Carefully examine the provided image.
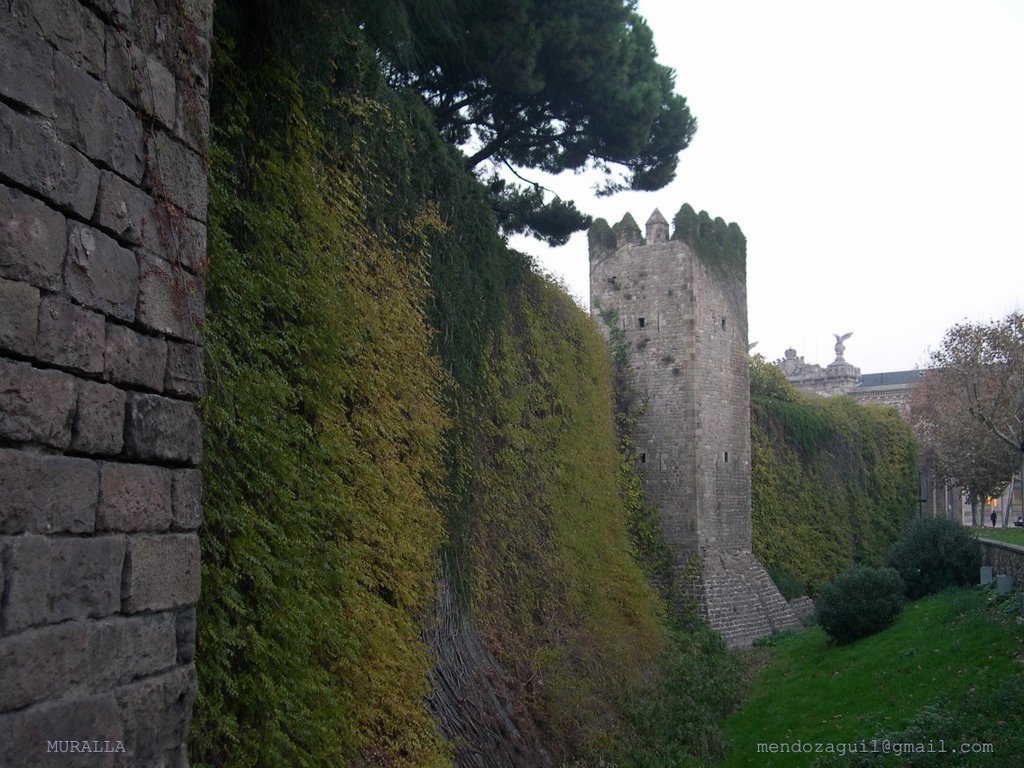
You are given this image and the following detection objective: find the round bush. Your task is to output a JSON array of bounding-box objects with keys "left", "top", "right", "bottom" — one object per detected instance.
[
  {"left": 816, "top": 565, "right": 905, "bottom": 645},
  {"left": 887, "top": 517, "right": 981, "bottom": 600}
]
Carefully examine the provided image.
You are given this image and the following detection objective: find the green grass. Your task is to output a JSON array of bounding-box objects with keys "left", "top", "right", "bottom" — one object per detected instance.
[
  {"left": 978, "top": 527, "right": 1024, "bottom": 547},
  {"left": 721, "top": 588, "right": 1024, "bottom": 768}
]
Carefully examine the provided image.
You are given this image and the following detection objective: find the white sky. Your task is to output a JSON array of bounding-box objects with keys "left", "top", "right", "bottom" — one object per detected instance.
[{"left": 509, "top": 0, "right": 1024, "bottom": 374}]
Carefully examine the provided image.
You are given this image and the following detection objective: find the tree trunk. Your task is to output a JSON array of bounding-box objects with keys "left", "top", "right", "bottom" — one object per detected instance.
[
  {"left": 970, "top": 492, "right": 979, "bottom": 527},
  {"left": 1001, "top": 471, "right": 1014, "bottom": 527}
]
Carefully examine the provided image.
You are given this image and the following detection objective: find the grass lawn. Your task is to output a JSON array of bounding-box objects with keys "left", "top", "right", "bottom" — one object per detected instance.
[
  {"left": 977, "top": 527, "right": 1024, "bottom": 547},
  {"left": 720, "top": 588, "right": 1024, "bottom": 768}
]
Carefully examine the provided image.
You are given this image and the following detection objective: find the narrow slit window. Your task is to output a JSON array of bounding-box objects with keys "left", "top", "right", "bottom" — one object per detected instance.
[
  {"left": 640, "top": 452, "right": 647, "bottom": 464},
  {"left": 638, "top": 317, "right": 646, "bottom": 329},
  {"left": 721, "top": 317, "right": 727, "bottom": 330},
  {"left": 724, "top": 451, "right": 729, "bottom": 463}
]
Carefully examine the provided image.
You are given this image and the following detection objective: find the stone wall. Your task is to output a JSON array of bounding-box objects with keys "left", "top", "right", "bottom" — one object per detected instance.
[
  {"left": 589, "top": 209, "right": 799, "bottom": 647},
  {"left": 0, "top": 0, "right": 211, "bottom": 764},
  {"left": 980, "top": 539, "right": 1024, "bottom": 591}
]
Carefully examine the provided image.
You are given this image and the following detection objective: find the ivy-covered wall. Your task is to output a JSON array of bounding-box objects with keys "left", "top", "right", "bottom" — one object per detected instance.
[
  {"left": 192, "top": 3, "right": 687, "bottom": 766},
  {"left": 190, "top": 2, "right": 919, "bottom": 765},
  {"left": 749, "top": 357, "right": 918, "bottom": 595}
]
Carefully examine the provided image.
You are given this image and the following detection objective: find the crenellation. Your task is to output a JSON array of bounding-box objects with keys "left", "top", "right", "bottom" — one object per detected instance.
[{"left": 590, "top": 206, "right": 798, "bottom": 647}]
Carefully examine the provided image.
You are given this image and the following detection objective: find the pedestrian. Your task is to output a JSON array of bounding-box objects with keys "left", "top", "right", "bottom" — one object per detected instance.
[{"left": 991, "top": 509, "right": 997, "bottom": 527}]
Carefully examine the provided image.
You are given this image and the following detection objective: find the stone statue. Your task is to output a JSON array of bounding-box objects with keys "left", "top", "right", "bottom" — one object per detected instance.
[{"left": 833, "top": 332, "right": 853, "bottom": 362}]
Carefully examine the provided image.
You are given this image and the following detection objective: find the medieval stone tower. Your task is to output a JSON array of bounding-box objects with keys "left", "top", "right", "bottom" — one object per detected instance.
[{"left": 589, "top": 206, "right": 799, "bottom": 647}]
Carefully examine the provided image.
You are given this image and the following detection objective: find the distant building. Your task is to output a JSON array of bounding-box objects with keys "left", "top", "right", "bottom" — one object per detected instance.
[
  {"left": 775, "top": 341, "right": 922, "bottom": 415},
  {"left": 775, "top": 345, "right": 1020, "bottom": 525}
]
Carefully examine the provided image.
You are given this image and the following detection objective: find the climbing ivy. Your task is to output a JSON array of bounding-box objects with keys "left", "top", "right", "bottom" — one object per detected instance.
[
  {"left": 192, "top": 15, "right": 449, "bottom": 766},
  {"left": 468, "top": 272, "right": 667, "bottom": 759},
  {"left": 749, "top": 356, "right": 918, "bottom": 594}
]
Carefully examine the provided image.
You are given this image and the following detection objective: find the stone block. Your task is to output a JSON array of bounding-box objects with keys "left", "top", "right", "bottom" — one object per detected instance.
[
  {"left": 105, "top": 323, "right": 167, "bottom": 391},
  {"left": 176, "top": 215, "right": 208, "bottom": 272},
  {"left": 170, "top": 469, "right": 202, "bottom": 531},
  {"left": 145, "top": 131, "right": 207, "bottom": 219},
  {"left": 164, "top": 340, "right": 202, "bottom": 397},
  {"left": 94, "top": 170, "right": 153, "bottom": 248},
  {"left": 93, "top": 0, "right": 132, "bottom": 24},
  {"left": 996, "top": 574, "right": 1013, "bottom": 594},
  {"left": 117, "top": 665, "right": 196, "bottom": 766},
  {"left": 65, "top": 223, "right": 139, "bottom": 322},
  {"left": 0, "top": 183, "right": 67, "bottom": 290},
  {"left": 86, "top": 614, "right": 178, "bottom": 691},
  {"left": 54, "top": 53, "right": 145, "bottom": 183},
  {"left": 0, "top": 620, "right": 90, "bottom": 710},
  {"left": 0, "top": 11, "right": 55, "bottom": 116},
  {"left": 0, "top": 101, "right": 100, "bottom": 218},
  {"left": 12, "top": 0, "right": 105, "bottom": 77},
  {"left": 980, "top": 565, "right": 993, "bottom": 585},
  {"left": 0, "top": 359, "right": 77, "bottom": 449},
  {"left": 36, "top": 295, "right": 105, "bottom": 374},
  {"left": 94, "top": 172, "right": 208, "bottom": 272},
  {"left": 0, "top": 276, "right": 39, "bottom": 356},
  {"left": 123, "top": 392, "right": 201, "bottom": 465},
  {"left": 0, "top": 449, "right": 98, "bottom": 534},
  {"left": 0, "top": 613, "right": 177, "bottom": 714},
  {"left": 175, "top": 607, "right": 196, "bottom": 663},
  {"left": 71, "top": 380, "right": 126, "bottom": 456},
  {"left": 2, "top": 534, "right": 125, "bottom": 631},
  {"left": 105, "top": 25, "right": 176, "bottom": 126},
  {"left": 0, "top": 694, "right": 123, "bottom": 768},
  {"left": 177, "top": 0, "right": 214, "bottom": 41},
  {"left": 136, "top": 253, "right": 204, "bottom": 342},
  {"left": 122, "top": 534, "right": 200, "bottom": 613},
  {"left": 98, "top": 463, "right": 173, "bottom": 532},
  {"left": 174, "top": 75, "right": 209, "bottom": 156}
]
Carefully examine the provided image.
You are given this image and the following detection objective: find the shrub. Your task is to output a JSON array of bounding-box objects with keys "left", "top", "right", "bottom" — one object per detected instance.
[
  {"left": 816, "top": 566, "right": 905, "bottom": 644},
  {"left": 887, "top": 517, "right": 981, "bottom": 600}
]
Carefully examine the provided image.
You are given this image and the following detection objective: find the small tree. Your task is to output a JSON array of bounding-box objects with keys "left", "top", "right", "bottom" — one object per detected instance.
[
  {"left": 816, "top": 566, "right": 905, "bottom": 645},
  {"left": 888, "top": 517, "right": 981, "bottom": 600},
  {"left": 911, "top": 369, "right": 1016, "bottom": 525},
  {"left": 925, "top": 312, "right": 1024, "bottom": 525}
]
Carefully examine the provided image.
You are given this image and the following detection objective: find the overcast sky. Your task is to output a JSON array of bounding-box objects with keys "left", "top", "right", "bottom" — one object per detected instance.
[{"left": 510, "top": 0, "right": 1024, "bottom": 374}]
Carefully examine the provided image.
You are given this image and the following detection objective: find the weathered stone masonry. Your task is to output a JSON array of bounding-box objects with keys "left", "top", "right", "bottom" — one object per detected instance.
[
  {"left": 590, "top": 209, "right": 799, "bottom": 648},
  {"left": 0, "top": 1, "right": 211, "bottom": 764}
]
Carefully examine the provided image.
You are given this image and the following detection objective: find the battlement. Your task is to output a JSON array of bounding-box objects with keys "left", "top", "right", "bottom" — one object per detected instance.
[{"left": 589, "top": 206, "right": 799, "bottom": 646}]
